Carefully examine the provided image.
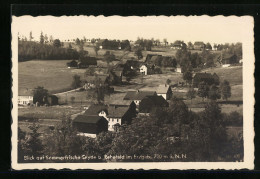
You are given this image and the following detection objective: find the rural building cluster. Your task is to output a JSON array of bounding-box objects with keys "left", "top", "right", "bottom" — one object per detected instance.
[{"left": 18, "top": 36, "right": 243, "bottom": 139}]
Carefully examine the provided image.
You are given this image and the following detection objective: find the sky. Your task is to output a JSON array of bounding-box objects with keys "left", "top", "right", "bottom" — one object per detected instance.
[{"left": 12, "top": 15, "right": 252, "bottom": 44}]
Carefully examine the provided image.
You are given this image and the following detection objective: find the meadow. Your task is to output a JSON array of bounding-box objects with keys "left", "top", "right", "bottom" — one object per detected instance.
[{"left": 18, "top": 60, "right": 86, "bottom": 94}]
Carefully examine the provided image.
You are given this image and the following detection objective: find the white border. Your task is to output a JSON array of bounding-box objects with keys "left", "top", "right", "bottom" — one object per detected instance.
[{"left": 11, "top": 15, "right": 255, "bottom": 170}]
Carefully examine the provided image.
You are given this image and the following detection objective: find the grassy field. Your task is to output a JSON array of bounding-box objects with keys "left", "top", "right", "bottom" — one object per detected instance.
[
  {"left": 19, "top": 60, "right": 86, "bottom": 94},
  {"left": 18, "top": 105, "right": 83, "bottom": 119}
]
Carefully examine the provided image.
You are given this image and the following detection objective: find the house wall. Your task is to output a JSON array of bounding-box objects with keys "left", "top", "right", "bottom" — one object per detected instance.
[
  {"left": 18, "top": 96, "right": 33, "bottom": 105},
  {"left": 107, "top": 118, "right": 121, "bottom": 131},
  {"left": 134, "top": 100, "right": 141, "bottom": 106},
  {"left": 140, "top": 66, "right": 147, "bottom": 75},
  {"left": 176, "top": 68, "right": 182, "bottom": 73}
]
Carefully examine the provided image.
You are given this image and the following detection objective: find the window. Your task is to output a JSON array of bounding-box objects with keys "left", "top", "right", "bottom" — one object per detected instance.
[
  {"left": 112, "top": 119, "right": 114, "bottom": 122},
  {"left": 117, "top": 119, "right": 119, "bottom": 122}
]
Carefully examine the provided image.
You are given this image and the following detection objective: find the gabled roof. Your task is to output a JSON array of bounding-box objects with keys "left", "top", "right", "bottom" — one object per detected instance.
[
  {"left": 74, "top": 115, "right": 106, "bottom": 124},
  {"left": 109, "top": 100, "right": 135, "bottom": 106},
  {"left": 155, "top": 84, "right": 171, "bottom": 94},
  {"left": 84, "top": 104, "right": 108, "bottom": 115},
  {"left": 107, "top": 106, "right": 130, "bottom": 118},
  {"left": 19, "top": 88, "right": 34, "bottom": 96},
  {"left": 194, "top": 73, "right": 215, "bottom": 79},
  {"left": 141, "top": 95, "right": 169, "bottom": 107},
  {"left": 79, "top": 57, "right": 97, "bottom": 66},
  {"left": 194, "top": 41, "right": 205, "bottom": 46},
  {"left": 123, "top": 90, "right": 157, "bottom": 100}
]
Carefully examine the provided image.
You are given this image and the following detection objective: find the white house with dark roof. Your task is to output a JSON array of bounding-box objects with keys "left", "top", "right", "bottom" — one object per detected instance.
[
  {"left": 18, "top": 88, "right": 34, "bottom": 105},
  {"left": 140, "top": 64, "right": 148, "bottom": 75}
]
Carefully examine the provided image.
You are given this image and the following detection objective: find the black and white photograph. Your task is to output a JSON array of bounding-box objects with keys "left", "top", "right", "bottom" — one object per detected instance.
[{"left": 11, "top": 15, "right": 254, "bottom": 170}]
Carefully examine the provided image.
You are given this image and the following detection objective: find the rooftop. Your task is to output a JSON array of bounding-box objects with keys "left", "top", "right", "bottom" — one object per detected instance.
[
  {"left": 123, "top": 90, "right": 157, "bottom": 100},
  {"left": 107, "top": 106, "right": 130, "bottom": 118},
  {"left": 84, "top": 104, "right": 108, "bottom": 115},
  {"left": 74, "top": 115, "right": 105, "bottom": 124}
]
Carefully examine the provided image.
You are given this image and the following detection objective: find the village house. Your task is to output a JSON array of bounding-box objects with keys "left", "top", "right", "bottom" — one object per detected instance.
[
  {"left": 170, "top": 41, "right": 186, "bottom": 50},
  {"left": 18, "top": 88, "right": 33, "bottom": 105},
  {"left": 154, "top": 84, "right": 172, "bottom": 100},
  {"left": 107, "top": 105, "right": 136, "bottom": 131},
  {"left": 73, "top": 115, "right": 108, "bottom": 137},
  {"left": 84, "top": 104, "right": 108, "bottom": 117},
  {"left": 193, "top": 72, "right": 220, "bottom": 88},
  {"left": 139, "top": 95, "right": 169, "bottom": 114},
  {"left": 145, "top": 54, "right": 157, "bottom": 63},
  {"left": 193, "top": 41, "right": 206, "bottom": 51},
  {"left": 221, "top": 54, "right": 239, "bottom": 67},
  {"left": 80, "top": 103, "right": 136, "bottom": 132},
  {"left": 78, "top": 57, "right": 98, "bottom": 68},
  {"left": 140, "top": 64, "right": 148, "bottom": 75},
  {"left": 84, "top": 74, "right": 109, "bottom": 89},
  {"left": 123, "top": 90, "right": 157, "bottom": 106}
]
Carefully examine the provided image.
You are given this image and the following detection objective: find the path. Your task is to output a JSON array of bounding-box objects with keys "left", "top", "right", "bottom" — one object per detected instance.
[{"left": 53, "top": 87, "right": 82, "bottom": 95}]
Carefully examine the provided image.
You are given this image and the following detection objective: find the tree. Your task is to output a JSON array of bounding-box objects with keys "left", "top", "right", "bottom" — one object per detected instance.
[
  {"left": 75, "top": 38, "right": 80, "bottom": 46},
  {"left": 201, "top": 101, "right": 227, "bottom": 160},
  {"left": 206, "top": 42, "right": 212, "bottom": 50},
  {"left": 71, "top": 75, "right": 81, "bottom": 89},
  {"left": 94, "top": 44, "right": 100, "bottom": 56},
  {"left": 134, "top": 47, "right": 143, "bottom": 60},
  {"left": 104, "top": 51, "right": 116, "bottom": 65},
  {"left": 29, "top": 31, "right": 34, "bottom": 41},
  {"left": 183, "top": 71, "right": 193, "bottom": 85},
  {"left": 70, "top": 96, "right": 75, "bottom": 104},
  {"left": 44, "top": 116, "right": 85, "bottom": 156},
  {"left": 26, "top": 122, "right": 44, "bottom": 156},
  {"left": 220, "top": 80, "right": 231, "bottom": 101},
  {"left": 44, "top": 34, "right": 48, "bottom": 43},
  {"left": 40, "top": 31, "right": 44, "bottom": 44},
  {"left": 163, "top": 38, "right": 168, "bottom": 46},
  {"left": 53, "top": 39, "right": 61, "bottom": 48},
  {"left": 166, "top": 79, "right": 171, "bottom": 85},
  {"left": 49, "top": 35, "right": 53, "bottom": 43},
  {"left": 188, "top": 42, "right": 193, "bottom": 50},
  {"left": 85, "top": 67, "right": 95, "bottom": 76},
  {"left": 197, "top": 82, "right": 209, "bottom": 101},
  {"left": 208, "top": 84, "right": 221, "bottom": 101},
  {"left": 33, "top": 86, "right": 48, "bottom": 104},
  {"left": 186, "top": 88, "right": 196, "bottom": 104}
]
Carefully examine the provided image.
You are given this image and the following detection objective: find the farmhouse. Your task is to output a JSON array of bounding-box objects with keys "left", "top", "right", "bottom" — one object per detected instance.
[
  {"left": 171, "top": 41, "right": 186, "bottom": 50},
  {"left": 67, "top": 60, "right": 78, "bottom": 68},
  {"left": 45, "top": 95, "right": 59, "bottom": 106},
  {"left": 123, "top": 90, "right": 157, "bottom": 106},
  {"left": 107, "top": 105, "right": 136, "bottom": 131},
  {"left": 84, "top": 74, "right": 109, "bottom": 89},
  {"left": 18, "top": 88, "right": 33, "bottom": 105},
  {"left": 73, "top": 115, "right": 108, "bottom": 136},
  {"left": 84, "top": 104, "right": 108, "bottom": 118},
  {"left": 140, "top": 64, "right": 148, "bottom": 75},
  {"left": 145, "top": 54, "right": 157, "bottom": 63},
  {"left": 139, "top": 95, "right": 169, "bottom": 114},
  {"left": 193, "top": 42, "right": 206, "bottom": 51},
  {"left": 221, "top": 54, "right": 239, "bottom": 67},
  {"left": 78, "top": 57, "right": 97, "bottom": 68},
  {"left": 193, "top": 72, "right": 220, "bottom": 87},
  {"left": 154, "top": 84, "right": 172, "bottom": 100}
]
